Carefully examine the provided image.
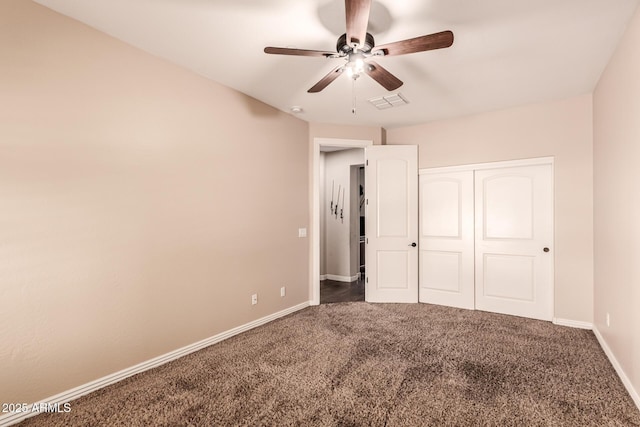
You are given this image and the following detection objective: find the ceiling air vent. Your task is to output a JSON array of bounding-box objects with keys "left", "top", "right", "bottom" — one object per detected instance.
[{"left": 368, "top": 93, "right": 409, "bottom": 110}]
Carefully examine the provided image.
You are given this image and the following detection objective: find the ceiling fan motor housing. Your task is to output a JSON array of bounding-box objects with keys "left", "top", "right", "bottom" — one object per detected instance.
[
  {"left": 263, "top": 0, "right": 454, "bottom": 93},
  {"left": 337, "top": 32, "right": 375, "bottom": 54}
]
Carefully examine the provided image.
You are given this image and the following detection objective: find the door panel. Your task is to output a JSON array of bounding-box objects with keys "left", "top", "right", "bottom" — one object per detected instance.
[
  {"left": 421, "top": 251, "right": 462, "bottom": 293},
  {"left": 419, "top": 171, "right": 474, "bottom": 309},
  {"left": 484, "top": 176, "right": 533, "bottom": 239},
  {"left": 475, "top": 164, "right": 553, "bottom": 321},
  {"left": 483, "top": 254, "right": 535, "bottom": 300},
  {"left": 365, "top": 146, "right": 418, "bottom": 303},
  {"left": 422, "top": 179, "right": 461, "bottom": 237},
  {"left": 377, "top": 251, "right": 409, "bottom": 289},
  {"left": 377, "top": 159, "right": 408, "bottom": 237}
]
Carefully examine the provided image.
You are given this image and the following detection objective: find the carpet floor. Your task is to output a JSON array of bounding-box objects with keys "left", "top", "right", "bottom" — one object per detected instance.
[{"left": 20, "top": 303, "right": 640, "bottom": 426}]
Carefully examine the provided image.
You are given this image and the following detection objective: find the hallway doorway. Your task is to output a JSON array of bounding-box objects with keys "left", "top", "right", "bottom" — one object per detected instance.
[{"left": 311, "top": 137, "right": 372, "bottom": 305}]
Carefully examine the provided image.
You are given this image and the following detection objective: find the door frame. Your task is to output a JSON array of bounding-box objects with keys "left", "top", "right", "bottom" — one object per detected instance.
[
  {"left": 310, "top": 138, "right": 373, "bottom": 305},
  {"left": 420, "top": 157, "right": 554, "bottom": 174}
]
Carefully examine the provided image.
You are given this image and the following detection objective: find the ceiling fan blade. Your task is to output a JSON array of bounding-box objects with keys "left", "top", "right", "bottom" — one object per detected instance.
[
  {"left": 364, "top": 61, "right": 403, "bottom": 91},
  {"left": 264, "top": 47, "right": 336, "bottom": 58},
  {"left": 345, "top": 0, "right": 371, "bottom": 49},
  {"left": 372, "top": 30, "right": 454, "bottom": 56},
  {"left": 308, "top": 65, "right": 344, "bottom": 93}
]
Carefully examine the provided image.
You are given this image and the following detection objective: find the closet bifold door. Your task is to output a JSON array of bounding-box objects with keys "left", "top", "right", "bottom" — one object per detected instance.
[
  {"left": 418, "top": 170, "right": 475, "bottom": 309},
  {"left": 474, "top": 164, "right": 553, "bottom": 321}
]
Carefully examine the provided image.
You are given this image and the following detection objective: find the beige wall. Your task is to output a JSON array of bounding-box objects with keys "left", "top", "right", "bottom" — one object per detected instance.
[
  {"left": 593, "top": 4, "right": 640, "bottom": 404},
  {"left": 0, "top": 0, "right": 309, "bottom": 404},
  {"left": 386, "top": 94, "right": 594, "bottom": 323}
]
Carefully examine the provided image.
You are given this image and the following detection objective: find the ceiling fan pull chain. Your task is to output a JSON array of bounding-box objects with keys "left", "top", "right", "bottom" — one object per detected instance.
[{"left": 352, "top": 77, "right": 357, "bottom": 114}]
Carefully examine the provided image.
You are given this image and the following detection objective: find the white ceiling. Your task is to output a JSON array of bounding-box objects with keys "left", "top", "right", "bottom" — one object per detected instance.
[{"left": 35, "top": 0, "right": 639, "bottom": 129}]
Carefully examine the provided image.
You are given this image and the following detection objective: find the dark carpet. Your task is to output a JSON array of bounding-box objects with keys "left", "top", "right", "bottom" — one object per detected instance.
[{"left": 21, "top": 303, "right": 640, "bottom": 426}]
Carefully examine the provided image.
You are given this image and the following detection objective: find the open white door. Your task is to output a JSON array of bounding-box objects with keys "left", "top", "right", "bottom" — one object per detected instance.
[
  {"left": 475, "top": 164, "right": 553, "bottom": 321},
  {"left": 365, "top": 145, "right": 418, "bottom": 303}
]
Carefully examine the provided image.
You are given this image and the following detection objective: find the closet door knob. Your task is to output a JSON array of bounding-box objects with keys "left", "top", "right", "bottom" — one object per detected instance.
[
  {"left": 409, "top": 242, "right": 417, "bottom": 247},
  {"left": 543, "top": 247, "right": 550, "bottom": 252}
]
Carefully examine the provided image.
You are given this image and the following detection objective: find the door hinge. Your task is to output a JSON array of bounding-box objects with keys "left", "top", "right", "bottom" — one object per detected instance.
[
  {"left": 366, "top": 277, "right": 368, "bottom": 283},
  {"left": 366, "top": 238, "right": 368, "bottom": 244},
  {"left": 366, "top": 159, "right": 368, "bottom": 166}
]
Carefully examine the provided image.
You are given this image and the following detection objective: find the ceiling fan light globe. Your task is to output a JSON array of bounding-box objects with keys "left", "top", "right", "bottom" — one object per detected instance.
[
  {"left": 345, "top": 57, "right": 364, "bottom": 79},
  {"left": 346, "top": 66, "right": 355, "bottom": 78}
]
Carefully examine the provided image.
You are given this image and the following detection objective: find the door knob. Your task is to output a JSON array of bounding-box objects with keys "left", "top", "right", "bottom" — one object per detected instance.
[
  {"left": 409, "top": 242, "right": 417, "bottom": 247},
  {"left": 543, "top": 247, "right": 550, "bottom": 252}
]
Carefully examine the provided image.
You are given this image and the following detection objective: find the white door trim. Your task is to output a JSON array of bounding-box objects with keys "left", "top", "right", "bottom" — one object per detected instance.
[
  {"left": 311, "top": 138, "right": 373, "bottom": 306},
  {"left": 419, "top": 157, "right": 554, "bottom": 175}
]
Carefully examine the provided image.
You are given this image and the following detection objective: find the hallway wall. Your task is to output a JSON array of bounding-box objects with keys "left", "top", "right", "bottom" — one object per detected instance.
[{"left": 321, "top": 149, "right": 364, "bottom": 281}]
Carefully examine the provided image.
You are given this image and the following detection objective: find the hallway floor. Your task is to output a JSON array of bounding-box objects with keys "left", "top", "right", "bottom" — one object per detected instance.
[{"left": 320, "top": 278, "right": 365, "bottom": 304}]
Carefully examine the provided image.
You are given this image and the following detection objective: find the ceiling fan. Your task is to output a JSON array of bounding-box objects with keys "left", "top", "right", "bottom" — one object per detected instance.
[{"left": 264, "top": 0, "right": 454, "bottom": 93}]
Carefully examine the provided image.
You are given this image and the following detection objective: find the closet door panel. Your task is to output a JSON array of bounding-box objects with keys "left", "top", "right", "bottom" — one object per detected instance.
[
  {"left": 419, "top": 170, "right": 474, "bottom": 309},
  {"left": 475, "top": 164, "right": 553, "bottom": 321}
]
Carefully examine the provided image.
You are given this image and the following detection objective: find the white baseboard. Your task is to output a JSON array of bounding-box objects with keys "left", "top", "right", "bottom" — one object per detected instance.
[
  {"left": 0, "top": 301, "right": 310, "bottom": 427},
  {"left": 552, "top": 318, "right": 593, "bottom": 330},
  {"left": 324, "top": 274, "right": 359, "bottom": 282},
  {"left": 592, "top": 326, "right": 640, "bottom": 412},
  {"left": 319, "top": 274, "right": 327, "bottom": 281},
  {"left": 546, "top": 318, "right": 640, "bottom": 411}
]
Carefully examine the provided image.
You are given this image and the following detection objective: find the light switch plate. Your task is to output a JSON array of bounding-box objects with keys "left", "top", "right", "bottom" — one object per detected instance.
[{"left": 298, "top": 228, "right": 307, "bottom": 238}]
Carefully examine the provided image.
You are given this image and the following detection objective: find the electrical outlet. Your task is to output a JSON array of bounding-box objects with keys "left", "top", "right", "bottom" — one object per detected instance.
[
  {"left": 251, "top": 294, "right": 258, "bottom": 305},
  {"left": 606, "top": 312, "right": 610, "bottom": 327},
  {"left": 280, "top": 286, "right": 286, "bottom": 297}
]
